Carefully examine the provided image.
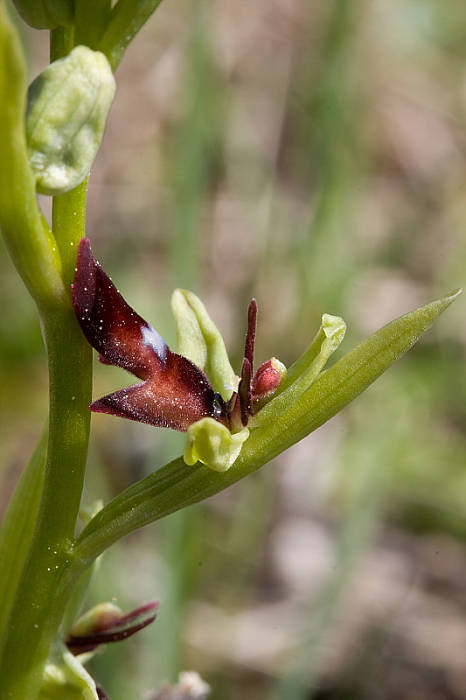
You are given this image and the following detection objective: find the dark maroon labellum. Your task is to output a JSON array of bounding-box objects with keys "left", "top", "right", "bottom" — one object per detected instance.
[{"left": 72, "top": 239, "right": 279, "bottom": 435}]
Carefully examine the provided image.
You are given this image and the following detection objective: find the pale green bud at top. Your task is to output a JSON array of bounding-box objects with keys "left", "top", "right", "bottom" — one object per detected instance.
[
  {"left": 26, "top": 46, "right": 115, "bottom": 195},
  {"left": 184, "top": 417, "right": 249, "bottom": 472},
  {"left": 13, "top": 0, "right": 74, "bottom": 30},
  {"left": 171, "top": 289, "right": 239, "bottom": 400}
]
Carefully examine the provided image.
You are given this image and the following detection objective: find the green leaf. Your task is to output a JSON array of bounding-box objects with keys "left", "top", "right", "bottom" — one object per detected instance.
[
  {"left": 253, "top": 289, "right": 462, "bottom": 459},
  {"left": 74, "top": 290, "right": 461, "bottom": 565},
  {"left": 0, "top": 425, "right": 47, "bottom": 642}
]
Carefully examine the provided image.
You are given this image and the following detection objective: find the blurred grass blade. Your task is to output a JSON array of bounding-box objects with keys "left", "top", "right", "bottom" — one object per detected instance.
[
  {"left": 74, "top": 291, "right": 461, "bottom": 565},
  {"left": 0, "top": 425, "right": 47, "bottom": 641}
]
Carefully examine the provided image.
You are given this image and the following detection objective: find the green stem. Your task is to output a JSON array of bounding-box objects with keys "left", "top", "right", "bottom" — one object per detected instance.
[
  {"left": 52, "top": 179, "right": 88, "bottom": 288},
  {"left": 0, "top": 304, "right": 92, "bottom": 699},
  {"left": 50, "top": 24, "right": 74, "bottom": 61},
  {"left": 0, "top": 27, "right": 93, "bottom": 696}
]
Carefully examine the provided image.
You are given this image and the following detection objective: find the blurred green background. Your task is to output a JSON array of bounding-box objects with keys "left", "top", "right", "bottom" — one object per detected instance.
[{"left": 1, "top": 0, "right": 466, "bottom": 698}]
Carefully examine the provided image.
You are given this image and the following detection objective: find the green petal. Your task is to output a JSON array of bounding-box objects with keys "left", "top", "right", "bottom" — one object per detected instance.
[
  {"left": 251, "top": 313, "right": 346, "bottom": 427},
  {"left": 171, "top": 289, "right": 238, "bottom": 400},
  {"left": 184, "top": 417, "right": 249, "bottom": 472}
]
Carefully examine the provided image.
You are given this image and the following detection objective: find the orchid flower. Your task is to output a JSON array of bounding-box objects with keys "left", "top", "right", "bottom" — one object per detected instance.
[{"left": 72, "top": 238, "right": 346, "bottom": 471}]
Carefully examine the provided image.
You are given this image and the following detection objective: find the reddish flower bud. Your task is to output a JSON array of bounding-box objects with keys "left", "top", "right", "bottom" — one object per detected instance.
[{"left": 252, "top": 357, "right": 286, "bottom": 402}]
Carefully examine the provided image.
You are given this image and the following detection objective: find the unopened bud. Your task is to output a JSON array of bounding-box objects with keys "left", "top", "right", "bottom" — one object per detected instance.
[
  {"left": 13, "top": 0, "right": 74, "bottom": 30},
  {"left": 69, "top": 602, "right": 122, "bottom": 639},
  {"left": 26, "top": 46, "right": 115, "bottom": 195},
  {"left": 67, "top": 601, "right": 158, "bottom": 655},
  {"left": 252, "top": 357, "right": 286, "bottom": 402}
]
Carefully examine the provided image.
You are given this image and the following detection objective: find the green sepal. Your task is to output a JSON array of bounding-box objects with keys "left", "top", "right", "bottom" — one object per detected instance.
[
  {"left": 26, "top": 45, "right": 115, "bottom": 195},
  {"left": 13, "top": 0, "right": 74, "bottom": 30},
  {"left": 251, "top": 313, "right": 346, "bottom": 427},
  {"left": 184, "top": 417, "right": 249, "bottom": 472},
  {"left": 171, "top": 289, "right": 238, "bottom": 400},
  {"left": 39, "top": 642, "right": 98, "bottom": 700},
  {"left": 0, "top": 425, "right": 47, "bottom": 642}
]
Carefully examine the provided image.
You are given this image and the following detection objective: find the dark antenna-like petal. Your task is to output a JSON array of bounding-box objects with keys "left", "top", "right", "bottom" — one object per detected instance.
[
  {"left": 244, "top": 298, "right": 257, "bottom": 370},
  {"left": 234, "top": 299, "right": 257, "bottom": 426},
  {"left": 238, "top": 357, "right": 252, "bottom": 426}
]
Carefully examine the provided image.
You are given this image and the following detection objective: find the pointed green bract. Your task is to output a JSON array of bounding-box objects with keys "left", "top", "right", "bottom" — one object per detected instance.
[
  {"left": 251, "top": 313, "right": 346, "bottom": 427},
  {"left": 184, "top": 417, "right": 249, "bottom": 472},
  {"left": 171, "top": 289, "right": 238, "bottom": 399}
]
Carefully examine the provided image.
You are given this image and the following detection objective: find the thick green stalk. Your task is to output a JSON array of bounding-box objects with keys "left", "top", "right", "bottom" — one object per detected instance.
[
  {"left": 0, "top": 221, "right": 92, "bottom": 700},
  {"left": 0, "top": 26, "right": 93, "bottom": 699},
  {"left": 0, "top": 305, "right": 91, "bottom": 698},
  {"left": 52, "top": 180, "right": 88, "bottom": 288}
]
